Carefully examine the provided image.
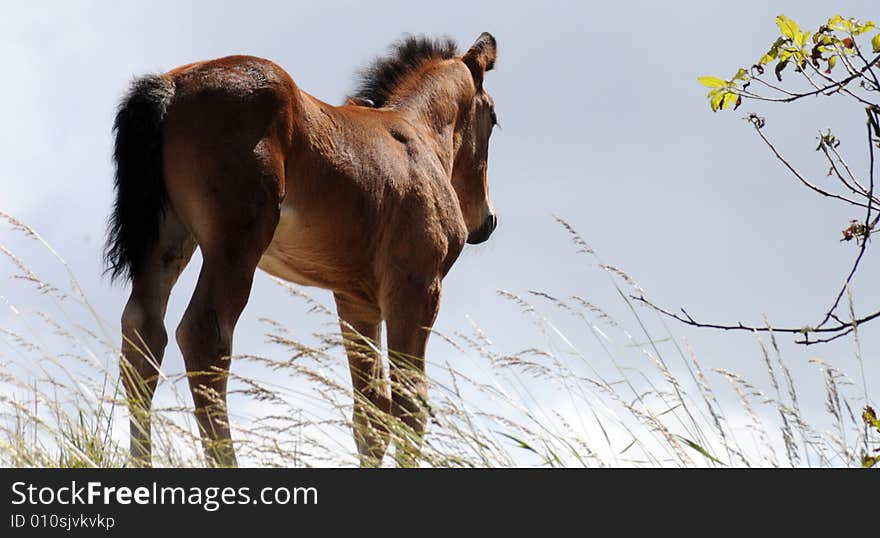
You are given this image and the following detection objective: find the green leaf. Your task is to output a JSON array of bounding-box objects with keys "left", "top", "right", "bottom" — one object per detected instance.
[
  {"left": 760, "top": 37, "right": 786, "bottom": 65},
  {"left": 873, "top": 32, "right": 880, "bottom": 53},
  {"left": 826, "top": 54, "right": 837, "bottom": 73},
  {"left": 497, "top": 432, "right": 540, "bottom": 454},
  {"left": 677, "top": 435, "right": 724, "bottom": 465},
  {"left": 721, "top": 92, "right": 738, "bottom": 110},
  {"left": 709, "top": 91, "right": 725, "bottom": 112},
  {"left": 798, "top": 32, "right": 811, "bottom": 49},
  {"left": 698, "top": 76, "right": 726, "bottom": 88},
  {"left": 731, "top": 68, "right": 749, "bottom": 81},
  {"left": 863, "top": 455, "right": 878, "bottom": 468},
  {"left": 854, "top": 20, "right": 875, "bottom": 35},
  {"left": 776, "top": 14, "right": 802, "bottom": 43},
  {"left": 865, "top": 406, "right": 880, "bottom": 430},
  {"left": 827, "top": 15, "right": 847, "bottom": 32},
  {"left": 816, "top": 34, "right": 834, "bottom": 47}
]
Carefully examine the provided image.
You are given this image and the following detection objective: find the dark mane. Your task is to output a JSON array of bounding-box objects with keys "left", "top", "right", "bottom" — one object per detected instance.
[{"left": 348, "top": 35, "right": 459, "bottom": 108}]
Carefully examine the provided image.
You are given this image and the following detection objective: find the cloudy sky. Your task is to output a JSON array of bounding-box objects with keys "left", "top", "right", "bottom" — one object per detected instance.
[{"left": 1, "top": 0, "right": 877, "bottom": 465}]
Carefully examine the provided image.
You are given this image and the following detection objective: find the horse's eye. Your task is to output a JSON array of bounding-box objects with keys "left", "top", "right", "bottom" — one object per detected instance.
[{"left": 489, "top": 109, "right": 498, "bottom": 128}]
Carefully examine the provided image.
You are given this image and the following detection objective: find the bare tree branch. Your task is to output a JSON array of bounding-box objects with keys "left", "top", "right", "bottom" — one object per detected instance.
[
  {"left": 659, "top": 50, "right": 880, "bottom": 344},
  {"left": 631, "top": 294, "right": 880, "bottom": 346},
  {"left": 752, "top": 122, "right": 870, "bottom": 209},
  {"left": 738, "top": 54, "right": 880, "bottom": 104}
]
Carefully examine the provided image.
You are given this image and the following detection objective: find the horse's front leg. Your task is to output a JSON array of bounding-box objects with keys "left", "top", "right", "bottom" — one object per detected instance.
[
  {"left": 383, "top": 278, "right": 441, "bottom": 467},
  {"left": 334, "top": 294, "right": 391, "bottom": 467}
]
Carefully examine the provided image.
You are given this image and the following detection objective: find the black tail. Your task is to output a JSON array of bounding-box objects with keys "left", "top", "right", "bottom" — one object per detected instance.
[{"left": 104, "top": 75, "right": 175, "bottom": 282}]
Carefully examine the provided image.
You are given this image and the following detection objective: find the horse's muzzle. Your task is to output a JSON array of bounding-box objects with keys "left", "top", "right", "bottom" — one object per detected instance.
[{"left": 466, "top": 213, "right": 497, "bottom": 245}]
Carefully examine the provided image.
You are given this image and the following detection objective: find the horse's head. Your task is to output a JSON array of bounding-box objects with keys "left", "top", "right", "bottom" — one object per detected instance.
[
  {"left": 453, "top": 32, "right": 498, "bottom": 245},
  {"left": 347, "top": 33, "right": 500, "bottom": 244}
]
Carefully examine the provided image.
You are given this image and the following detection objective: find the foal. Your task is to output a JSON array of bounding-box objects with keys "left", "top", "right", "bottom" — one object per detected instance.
[{"left": 107, "top": 33, "right": 499, "bottom": 467}]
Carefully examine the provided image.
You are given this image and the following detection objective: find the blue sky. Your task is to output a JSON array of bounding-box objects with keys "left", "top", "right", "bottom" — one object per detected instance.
[{"left": 1, "top": 0, "right": 877, "bottom": 465}]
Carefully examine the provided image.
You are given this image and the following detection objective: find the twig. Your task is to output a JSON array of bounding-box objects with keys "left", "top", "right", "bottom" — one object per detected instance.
[
  {"left": 853, "top": 43, "right": 880, "bottom": 91},
  {"left": 749, "top": 76, "right": 798, "bottom": 97},
  {"left": 631, "top": 294, "right": 880, "bottom": 345},
  {"left": 779, "top": 54, "right": 880, "bottom": 103},
  {"left": 796, "top": 328, "right": 853, "bottom": 345},
  {"left": 802, "top": 55, "right": 878, "bottom": 108},
  {"left": 752, "top": 124, "right": 869, "bottom": 209},
  {"left": 826, "top": 143, "right": 874, "bottom": 200}
]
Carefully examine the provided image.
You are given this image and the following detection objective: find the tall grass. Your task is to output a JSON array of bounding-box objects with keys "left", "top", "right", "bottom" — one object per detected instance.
[{"left": 0, "top": 209, "right": 875, "bottom": 467}]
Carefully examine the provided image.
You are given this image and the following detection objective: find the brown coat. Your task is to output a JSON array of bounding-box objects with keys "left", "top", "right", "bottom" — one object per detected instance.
[{"left": 107, "top": 33, "right": 499, "bottom": 467}]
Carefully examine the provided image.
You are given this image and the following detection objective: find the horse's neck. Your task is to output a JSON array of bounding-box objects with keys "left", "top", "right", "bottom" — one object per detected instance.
[
  {"left": 389, "top": 81, "right": 463, "bottom": 176},
  {"left": 297, "top": 91, "right": 456, "bottom": 178}
]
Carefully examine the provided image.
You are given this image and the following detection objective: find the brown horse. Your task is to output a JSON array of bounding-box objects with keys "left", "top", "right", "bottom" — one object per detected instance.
[{"left": 105, "top": 33, "right": 499, "bottom": 467}]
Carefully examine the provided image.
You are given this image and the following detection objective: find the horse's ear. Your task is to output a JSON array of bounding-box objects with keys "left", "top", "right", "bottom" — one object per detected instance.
[{"left": 462, "top": 32, "right": 497, "bottom": 87}]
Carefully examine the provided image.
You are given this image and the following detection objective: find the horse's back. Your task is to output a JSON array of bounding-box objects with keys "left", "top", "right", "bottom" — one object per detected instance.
[{"left": 167, "top": 55, "right": 296, "bottom": 99}]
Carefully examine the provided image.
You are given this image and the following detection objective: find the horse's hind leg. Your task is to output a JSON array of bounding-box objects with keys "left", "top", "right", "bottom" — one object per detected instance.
[
  {"left": 172, "top": 169, "right": 280, "bottom": 467},
  {"left": 335, "top": 294, "right": 392, "bottom": 467},
  {"left": 121, "top": 209, "right": 195, "bottom": 466},
  {"left": 176, "top": 229, "right": 276, "bottom": 467}
]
